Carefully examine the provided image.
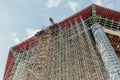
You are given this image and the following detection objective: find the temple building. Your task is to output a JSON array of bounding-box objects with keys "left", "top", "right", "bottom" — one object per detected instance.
[{"left": 3, "top": 4, "right": 120, "bottom": 80}]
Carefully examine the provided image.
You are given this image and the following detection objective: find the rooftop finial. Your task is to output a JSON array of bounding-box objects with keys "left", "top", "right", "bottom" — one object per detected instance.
[{"left": 49, "top": 17, "right": 55, "bottom": 25}]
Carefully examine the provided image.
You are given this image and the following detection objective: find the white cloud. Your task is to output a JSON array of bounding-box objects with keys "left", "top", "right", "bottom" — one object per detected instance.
[
  {"left": 66, "top": 1, "right": 79, "bottom": 12},
  {"left": 46, "top": 0, "right": 62, "bottom": 8},
  {"left": 0, "top": 36, "right": 11, "bottom": 47},
  {"left": 11, "top": 33, "right": 21, "bottom": 44},
  {"left": 105, "top": 2, "right": 114, "bottom": 9},
  {"left": 11, "top": 29, "right": 41, "bottom": 44},
  {"left": 91, "top": 0, "right": 114, "bottom": 9},
  {"left": 26, "top": 28, "right": 40, "bottom": 38}
]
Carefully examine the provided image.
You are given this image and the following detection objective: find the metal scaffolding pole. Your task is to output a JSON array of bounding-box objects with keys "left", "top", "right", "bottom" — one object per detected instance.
[{"left": 91, "top": 23, "right": 120, "bottom": 80}]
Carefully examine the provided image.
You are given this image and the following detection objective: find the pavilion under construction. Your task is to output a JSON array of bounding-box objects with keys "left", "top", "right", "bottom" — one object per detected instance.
[{"left": 3, "top": 4, "right": 120, "bottom": 80}]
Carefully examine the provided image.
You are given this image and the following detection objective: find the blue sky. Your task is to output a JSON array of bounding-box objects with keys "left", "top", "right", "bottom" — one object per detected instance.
[{"left": 0, "top": 0, "right": 120, "bottom": 79}]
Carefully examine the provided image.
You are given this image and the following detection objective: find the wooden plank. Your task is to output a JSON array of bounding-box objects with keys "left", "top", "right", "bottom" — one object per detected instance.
[{"left": 103, "top": 27, "right": 120, "bottom": 37}]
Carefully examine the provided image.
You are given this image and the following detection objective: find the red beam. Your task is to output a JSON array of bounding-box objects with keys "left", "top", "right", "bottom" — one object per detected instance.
[
  {"left": 96, "top": 5, "right": 120, "bottom": 21},
  {"left": 59, "top": 5, "right": 92, "bottom": 28},
  {"left": 12, "top": 37, "right": 38, "bottom": 53},
  {"left": 3, "top": 52, "right": 14, "bottom": 80}
]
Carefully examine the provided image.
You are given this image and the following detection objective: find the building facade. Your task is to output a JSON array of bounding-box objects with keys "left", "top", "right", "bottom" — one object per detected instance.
[{"left": 3, "top": 4, "right": 120, "bottom": 80}]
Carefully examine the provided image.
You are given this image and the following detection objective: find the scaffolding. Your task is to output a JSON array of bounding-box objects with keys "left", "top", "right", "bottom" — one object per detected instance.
[
  {"left": 9, "top": 17, "right": 109, "bottom": 80},
  {"left": 4, "top": 4, "right": 120, "bottom": 80},
  {"left": 12, "top": 29, "right": 51, "bottom": 80}
]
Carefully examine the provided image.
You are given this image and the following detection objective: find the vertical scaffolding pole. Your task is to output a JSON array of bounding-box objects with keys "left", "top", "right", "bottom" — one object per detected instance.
[{"left": 91, "top": 23, "right": 120, "bottom": 80}]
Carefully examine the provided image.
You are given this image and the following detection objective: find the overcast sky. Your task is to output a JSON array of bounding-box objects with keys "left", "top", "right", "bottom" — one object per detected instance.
[{"left": 1, "top": 0, "right": 120, "bottom": 79}]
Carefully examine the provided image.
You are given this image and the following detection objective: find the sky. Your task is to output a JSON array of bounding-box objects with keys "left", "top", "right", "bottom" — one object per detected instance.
[{"left": 0, "top": 0, "right": 120, "bottom": 79}]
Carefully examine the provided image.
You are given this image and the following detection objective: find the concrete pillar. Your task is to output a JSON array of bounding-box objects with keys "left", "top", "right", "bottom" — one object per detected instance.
[{"left": 91, "top": 23, "right": 120, "bottom": 80}]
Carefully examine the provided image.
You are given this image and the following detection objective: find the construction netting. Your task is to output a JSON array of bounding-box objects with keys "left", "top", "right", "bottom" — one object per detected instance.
[{"left": 11, "top": 20, "right": 109, "bottom": 80}]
